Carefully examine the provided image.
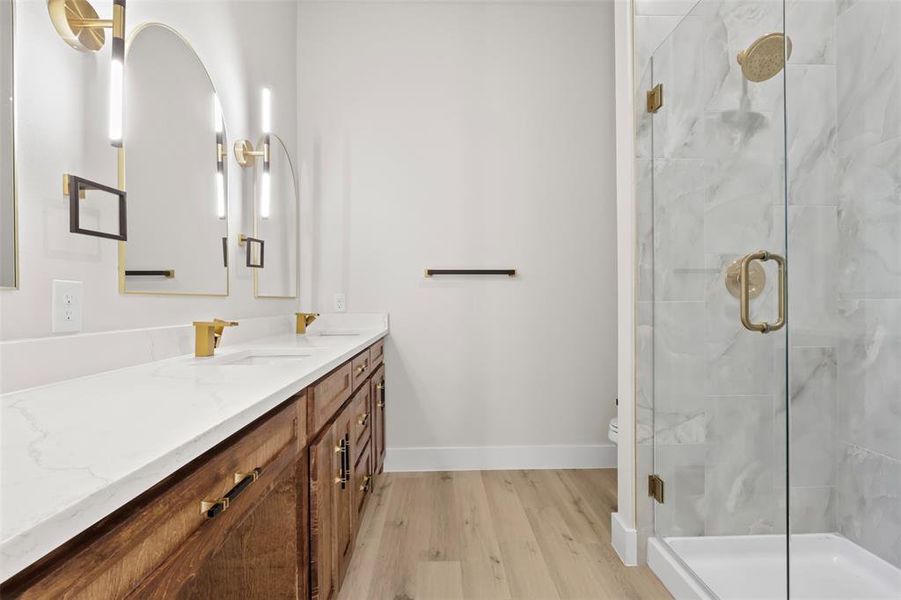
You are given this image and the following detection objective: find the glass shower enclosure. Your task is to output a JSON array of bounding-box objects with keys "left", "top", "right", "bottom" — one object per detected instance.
[{"left": 637, "top": 0, "right": 901, "bottom": 597}]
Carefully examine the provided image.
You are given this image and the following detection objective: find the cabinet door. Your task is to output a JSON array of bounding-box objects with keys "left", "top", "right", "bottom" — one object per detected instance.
[
  {"left": 309, "top": 422, "right": 338, "bottom": 600},
  {"left": 372, "top": 366, "right": 386, "bottom": 475},
  {"left": 332, "top": 408, "right": 355, "bottom": 588}
]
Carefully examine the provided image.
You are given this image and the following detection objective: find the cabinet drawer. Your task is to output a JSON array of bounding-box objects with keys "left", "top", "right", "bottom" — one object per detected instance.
[
  {"left": 350, "top": 385, "right": 372, "bottom": 458},
  {"left": 351, "top": 350, "right": 371, "bottom": 391},
  {"left": 309, "top": 362, "right": 353, "bottom": 436},
  {"left": 10, "top": 400, "right": 300, "bottom": 599},
  {"left": 369, "top": 339, "right": 385, "bottom": 370}
]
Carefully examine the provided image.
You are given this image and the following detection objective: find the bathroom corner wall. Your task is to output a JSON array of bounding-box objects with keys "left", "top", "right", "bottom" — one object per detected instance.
[
  {"left": 832, "top": 0, "right": 901, "bottom": 569},
  {"left": 0, "top": 0, "right": 301, "bottom": 342}
]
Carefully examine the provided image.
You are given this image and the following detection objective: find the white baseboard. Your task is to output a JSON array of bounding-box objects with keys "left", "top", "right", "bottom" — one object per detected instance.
[
  {"left": 385, "top": 444, "right": 616, "bottom": 472},
  {"left": 611, "top": 512, "right": 638, "bottom": 566},
  {"left": 647, "top": 538, "right": 712, "bottom": 600}
]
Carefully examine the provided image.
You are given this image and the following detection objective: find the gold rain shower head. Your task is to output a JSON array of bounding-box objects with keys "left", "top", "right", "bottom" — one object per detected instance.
[{"left": 737, "top": 33, "right": 792, "bottom": 82}]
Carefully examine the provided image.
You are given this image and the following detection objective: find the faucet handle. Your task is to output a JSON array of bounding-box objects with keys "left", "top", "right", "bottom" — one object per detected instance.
[{"left": 213, "top": 319, "right": 239, "bottom": 328}]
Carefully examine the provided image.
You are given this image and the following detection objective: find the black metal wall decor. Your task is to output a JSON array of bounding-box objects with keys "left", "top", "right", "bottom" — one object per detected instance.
[{"left": 66, "top": 174, "right": 127, "bottom": 241}]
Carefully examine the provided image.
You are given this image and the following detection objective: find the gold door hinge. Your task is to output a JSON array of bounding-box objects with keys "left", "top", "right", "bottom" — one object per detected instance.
[
  {"left": 647, "top": 84, "right": 663, "bottom": 113},
  {"left": 648, "top": 474, "right": 665, "bottom": 504}
]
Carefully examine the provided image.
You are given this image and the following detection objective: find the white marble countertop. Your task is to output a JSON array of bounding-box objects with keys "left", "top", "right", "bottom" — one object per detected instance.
[{"left": 0, "top": 318, "right": 388, "bottom": 582}]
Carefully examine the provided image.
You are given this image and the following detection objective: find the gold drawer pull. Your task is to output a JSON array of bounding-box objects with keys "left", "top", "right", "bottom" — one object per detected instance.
[
  {"left": 359, "top": 474, "right": 372, "bottom": 493},
  {"left": 355, "top": 364, "right": 367, "bottom": 376},
  {"left": 358, "top": 412, "right": 369, "bottom": 427},
  {"left": 201, "top": 466, "right": 262, "bottom": 519}
]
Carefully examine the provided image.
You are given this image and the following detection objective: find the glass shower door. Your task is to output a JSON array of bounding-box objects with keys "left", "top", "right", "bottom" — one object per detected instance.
[{"left": 642, "top": 0, "right": 790, "bottom": 597}]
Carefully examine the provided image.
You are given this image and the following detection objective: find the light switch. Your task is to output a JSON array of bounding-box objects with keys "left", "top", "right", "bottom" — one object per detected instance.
[{"left": 52, "top": 280, "right": 83, "bottom": 333}]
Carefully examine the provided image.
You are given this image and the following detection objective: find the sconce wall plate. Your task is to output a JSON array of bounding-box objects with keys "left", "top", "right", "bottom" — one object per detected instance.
[
  {"left": 65, "top": 174, "right": 127, "bottom": 241},
  {"left": 234, "top": 138, "right": 269, "bottom": 168},
  {"left": 48, "top": 0, "right": 106, "bottom": 51}
]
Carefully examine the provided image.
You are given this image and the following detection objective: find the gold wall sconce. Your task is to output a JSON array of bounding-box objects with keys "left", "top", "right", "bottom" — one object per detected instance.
[
  {"left": 48, "top": 0, "right": 126, "bottom": 147},
  {"left": 234, "top": 88, "right": 272, "bottom": 218}
]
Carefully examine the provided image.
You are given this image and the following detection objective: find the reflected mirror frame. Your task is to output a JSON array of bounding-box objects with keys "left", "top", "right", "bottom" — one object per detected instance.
[
  {"left": 116, "top": 22, "right": 229, "bottom": 297},
  {"left": 67, "top": 174, "right": 127, "bottom": 241},
  {"left": 252, "top": 133, "right": 298, "bottom": 299},
  {"left": 1, "top": 0, "right": 18, "bottom": 289}
]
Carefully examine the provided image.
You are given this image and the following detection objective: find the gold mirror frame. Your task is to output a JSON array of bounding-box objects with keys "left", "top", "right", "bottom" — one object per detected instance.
[
  {"left": 117, "top": 23, "right": 229, "bottom": 297},
  {"left": 252, "top": 133, "right": 298, "bottom": 299},
  {"left": 1, "top": 0, "right": 18, "bottom": 290}
]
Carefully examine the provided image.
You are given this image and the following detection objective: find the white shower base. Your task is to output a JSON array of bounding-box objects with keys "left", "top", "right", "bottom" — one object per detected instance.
[{"left": 648, "top": 533, "right": 901, "bottom": 600}]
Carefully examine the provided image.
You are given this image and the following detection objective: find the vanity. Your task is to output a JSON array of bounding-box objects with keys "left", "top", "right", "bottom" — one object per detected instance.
[{"left": 0, "top": 326, "right": 388, "bottom": 599}]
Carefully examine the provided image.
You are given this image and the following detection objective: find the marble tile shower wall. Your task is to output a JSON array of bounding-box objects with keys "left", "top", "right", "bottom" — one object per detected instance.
[{"left": 832, "top": 0, "right": 901, "bottom": 568}]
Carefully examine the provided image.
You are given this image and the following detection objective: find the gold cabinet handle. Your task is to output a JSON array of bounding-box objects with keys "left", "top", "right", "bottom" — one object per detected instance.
[
  {"left": 334, "top": 437, "right": 350, "bottom": 486},
  {"left": 200, "top": 466, "right": 261, "bottom": 519},
  {"left": 359, "top": 474, "right": 372, "bottom": 493},
  {"left": 358, "top": 412, "right": 369, "bottom": 427},
  {"left": 355, "top": 364, "right": 367, "bottom": 376},
  {"left": 739, "top": 250, "right": 786, "bottom": 333},
  {"left": 376, "top": 380, "right": 385, "bottom": 408}
]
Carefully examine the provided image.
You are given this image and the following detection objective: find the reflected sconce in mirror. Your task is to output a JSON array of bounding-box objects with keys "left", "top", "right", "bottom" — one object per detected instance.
[
  {"left": 214, "top": 94, "right": 226, "bottom": 219},
  {"left": 238, "top": 234, "right": 264, "bottom": 269},
  {"left": 234, "top": 88, "right": 271, "bottom": 218},
  {"left": 64, "top": 174, "right": 127, "bottom": 241},
  {"left": 48, "top": 0, "right": 126, "bottom": 147}
]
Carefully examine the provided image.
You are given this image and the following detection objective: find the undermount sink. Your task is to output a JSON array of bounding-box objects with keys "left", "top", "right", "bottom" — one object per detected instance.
[{"left": 196, "top": 349, "right": 314, "bottom": 366}]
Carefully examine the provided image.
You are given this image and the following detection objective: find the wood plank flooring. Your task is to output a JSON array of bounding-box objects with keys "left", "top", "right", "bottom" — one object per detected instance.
[{"left": 338, "top": 469, "right": 672, "bottom": 600}]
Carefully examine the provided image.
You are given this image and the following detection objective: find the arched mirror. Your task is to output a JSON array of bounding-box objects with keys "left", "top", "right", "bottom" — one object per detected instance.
[
  {"left": 253, "top": 135, "right": 298, "bottom": 298},
  {"left": 119, "top": 24, "right": 228, "bottom": 295}
]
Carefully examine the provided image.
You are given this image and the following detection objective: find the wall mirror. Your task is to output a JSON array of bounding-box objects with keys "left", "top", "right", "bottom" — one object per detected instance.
[
  {"left": 253, "top": 135, "right": 298, "bottom": 298},
  {"left": 1, "top": 0, "right": 17, "bottom": 289},
  {"left": 119, "top": 24, "right": 228, "bottom": 296}
]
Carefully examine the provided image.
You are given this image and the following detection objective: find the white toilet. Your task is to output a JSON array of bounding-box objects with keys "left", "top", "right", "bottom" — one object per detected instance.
[{"left": 608, "top": 417, "right": 618, "bottom": 445}]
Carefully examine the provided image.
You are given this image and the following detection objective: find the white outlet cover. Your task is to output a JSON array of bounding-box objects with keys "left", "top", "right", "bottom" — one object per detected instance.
[
  {"left": 52, "top": 280, "right": 83, "bottom": 333},
  {"left": 334, "top": 292, "right": 346, "bottom": 313}
]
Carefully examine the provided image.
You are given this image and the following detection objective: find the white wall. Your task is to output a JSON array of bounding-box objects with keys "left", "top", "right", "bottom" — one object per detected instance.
[
  {"left": 0, "top": 0, "right": 302, "bottom": 341},
  {"left": 298, "top": 1, "right": 618, "bottom": 469}
]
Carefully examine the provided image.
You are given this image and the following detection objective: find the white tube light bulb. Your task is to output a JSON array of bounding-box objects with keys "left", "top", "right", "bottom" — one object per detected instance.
[
  {"left": 216, "top": 171, "right": 226, "bottom": 219},
  {"left": 213, "top": 94, "right": 223, "bottom": 133},
  {"left": 109, "top": 58, "right": 124, "bottom": 145},
  {"left": 260, "top": 171, "right": 271, "bottom": 220},
  {"left": 261, "top": 87, "right": 271, "bottom": 134}
]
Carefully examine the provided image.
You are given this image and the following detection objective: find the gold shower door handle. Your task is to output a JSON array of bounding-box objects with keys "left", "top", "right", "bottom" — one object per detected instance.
[{"left": 739, "top": 250, "right": 785, "bottom": 333}]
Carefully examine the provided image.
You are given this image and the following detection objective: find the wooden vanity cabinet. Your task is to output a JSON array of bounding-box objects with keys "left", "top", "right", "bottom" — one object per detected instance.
[{"left": 1, "top": 339, "right": 385, "bottom": 600}]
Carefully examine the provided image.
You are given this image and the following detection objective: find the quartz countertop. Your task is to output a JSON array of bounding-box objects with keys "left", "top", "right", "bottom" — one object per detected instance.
[{"left": 0, "top": 319, "right": 388, "bottom": 582}]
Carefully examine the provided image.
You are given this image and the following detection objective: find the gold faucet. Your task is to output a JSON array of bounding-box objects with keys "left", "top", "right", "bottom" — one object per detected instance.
[
  {"left": 193, "top": 319, "right": 239, "bottom": 357},
  {"left": 295, "top": 312, "right": 319, "bottom": 334}
]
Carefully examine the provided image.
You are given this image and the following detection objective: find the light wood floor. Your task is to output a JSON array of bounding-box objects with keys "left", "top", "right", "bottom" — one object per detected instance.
[{"left": 338, "top": 469, "right": 672, "bottom": 600}]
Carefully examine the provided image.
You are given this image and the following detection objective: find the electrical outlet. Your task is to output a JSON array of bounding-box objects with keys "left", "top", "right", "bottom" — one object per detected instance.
[
  {"left": 334, "top": 292, "right": 346, "bottom": 313},
  {"left": 52, "top": 280, "right": 83, "bottom": 333}
]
